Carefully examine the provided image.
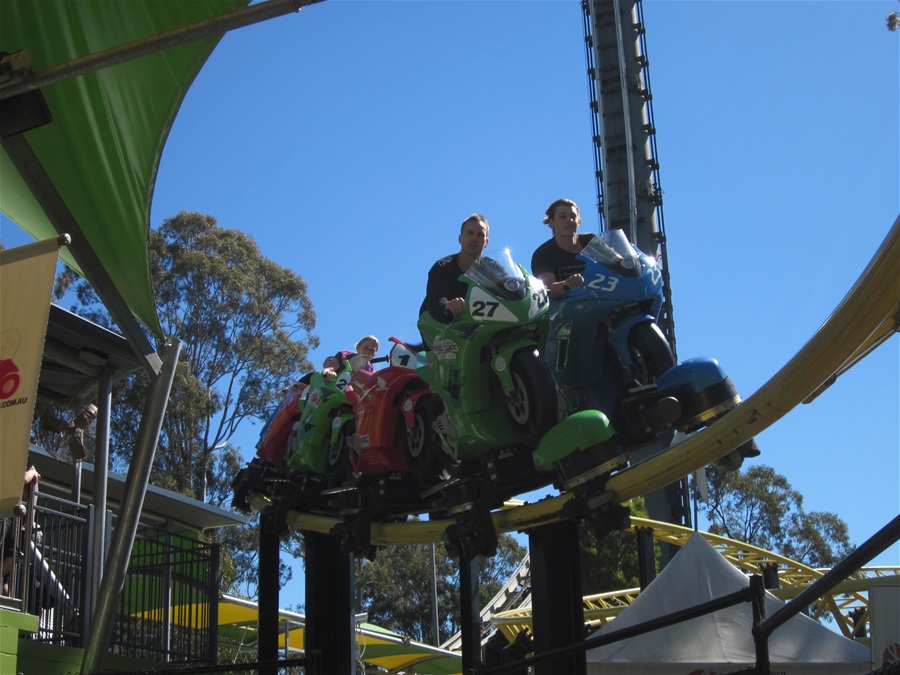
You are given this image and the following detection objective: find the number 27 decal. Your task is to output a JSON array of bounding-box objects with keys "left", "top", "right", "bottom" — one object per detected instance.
[{"left": 472, "top": 300, "right": 500, "bottom": 317}]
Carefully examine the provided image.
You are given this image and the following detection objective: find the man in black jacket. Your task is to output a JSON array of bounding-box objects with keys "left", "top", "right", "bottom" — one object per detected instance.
[{"left": 419, "top": 213, "right": 490, "bottom": 324}]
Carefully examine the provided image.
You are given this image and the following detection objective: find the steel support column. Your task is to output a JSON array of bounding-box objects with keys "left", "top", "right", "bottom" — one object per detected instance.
[
  {"left": 459, "top": 555, "right": 482, "bottom": 673},
  {"left": 85, "top": 364, "right": 112, "bottom": 642},
  {"left": 258, "top": 515, "right": 281, "bottom": 675},
  {"left": 305, "top": 531, "right": 354, "bottom": 674},
  {"left": 529, "top": 520, "right": 586, "bottom": 675},
  {"left": 635, "top": 526, "right": 656, "bottom": 589},
  {"left": 81, "top": 338, "right": 181, "bottom": 674}
]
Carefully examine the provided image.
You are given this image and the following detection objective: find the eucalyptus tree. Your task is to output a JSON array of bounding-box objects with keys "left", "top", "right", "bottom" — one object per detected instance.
[
  {"left": 61, "top": 210, "right": 318, "bottom": 504},
  {"left": 703, "top": 463, "right": 852, "bottom": 568},
  {"left": 356, "top": 533, "right": 527, "bottom": 645}
]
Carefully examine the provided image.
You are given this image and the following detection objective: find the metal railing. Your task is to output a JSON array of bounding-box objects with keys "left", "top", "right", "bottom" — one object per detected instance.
[
  {"left": 2, "top": 485, "right": 88, "bottom": 642},
  {"left": 2, "top": 488, "right": 220, "bottom": 665},
  {"left": 109, "top": 524, "right": 219, "bottom": 664},
  {"left": 30, "top": 492, "right": 90, "bottom": 644}
]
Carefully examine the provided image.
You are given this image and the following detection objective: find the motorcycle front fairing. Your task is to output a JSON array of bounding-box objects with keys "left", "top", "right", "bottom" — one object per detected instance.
[{"left": 463, "top": 249, "right": 550, "bottom": 327}]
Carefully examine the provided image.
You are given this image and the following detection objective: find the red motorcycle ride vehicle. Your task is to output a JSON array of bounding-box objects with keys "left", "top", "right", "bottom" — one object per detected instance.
[{"left": 329, "top": 337, "right": 447, "bottom": 486}]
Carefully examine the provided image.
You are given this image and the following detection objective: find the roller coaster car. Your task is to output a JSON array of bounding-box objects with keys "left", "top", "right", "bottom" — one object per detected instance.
[
  {"left": 322, "top": 338, "right": 454, "bottom": 553},
  {"left": 336, "top": 337, "right": 451, "bottom": 486},
  {"left": 255, "top": 380, "right": 308, "bottom": 466},
  {"left": 416, "top": 248, "right": 557, "bottom": 485},
  {"left": 231, "top": 377, "right": 312, "bottom": 512},
  {"left": 543, "top": 229, "right": 743, "bottom": 452},
  {"left": 285, "top": 358, "right": 361, "bottom": 484}
]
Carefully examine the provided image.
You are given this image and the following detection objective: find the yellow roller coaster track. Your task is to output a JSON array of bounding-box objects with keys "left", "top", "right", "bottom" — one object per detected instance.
[{"left": 490, "top": 516, "right": 900, "bottom": 646}]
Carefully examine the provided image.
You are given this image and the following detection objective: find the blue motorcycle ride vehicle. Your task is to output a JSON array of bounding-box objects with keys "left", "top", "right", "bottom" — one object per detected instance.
[{"left": 542, "top": 228, "right": 744, "bottom": 482}]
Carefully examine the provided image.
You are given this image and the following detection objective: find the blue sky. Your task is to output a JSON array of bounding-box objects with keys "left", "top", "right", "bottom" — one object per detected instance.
[{"left": 3, "top": 0, "right": 898, "bottom": 611}]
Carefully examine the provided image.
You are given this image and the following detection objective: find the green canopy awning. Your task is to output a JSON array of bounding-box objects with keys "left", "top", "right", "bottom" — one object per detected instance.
[{"left": 0, "top": 0, "right": 248, "bottom": 340}]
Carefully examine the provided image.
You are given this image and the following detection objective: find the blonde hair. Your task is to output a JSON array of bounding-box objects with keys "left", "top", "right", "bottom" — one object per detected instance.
[{"left": 356, "top": 335, "right": 379, "bottom": 351}]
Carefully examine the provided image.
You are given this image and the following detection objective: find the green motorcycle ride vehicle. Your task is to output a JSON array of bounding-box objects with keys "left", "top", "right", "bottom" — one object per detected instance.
[
  {"left": 416, "top": 248, "right": 557, "bottom": 467},
  {"left": 286, "top": 355, "right": 367, "bottom": 483},
  {"left": 416, "top": 248, "right": 625, "bottom": 556}
]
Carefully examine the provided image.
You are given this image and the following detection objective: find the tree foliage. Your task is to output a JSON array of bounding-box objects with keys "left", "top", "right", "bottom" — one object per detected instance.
[
  {"left": 703, "top": 463, "right": 853, "bottom": 568},
  {"left": 356, "top": 532, "right": 527, "bottom": 645},
  {"left": 61, "top": 211, "right": 318, "bottom": 505},
  {"left": 208, "top": 517, "right": 305, "bottom": 599},
  {"left": 50, "top": 211, "right": 319, "bottom": 595},
  {"left": 580, "top": 498, "right": 648, "bottom": 593}
]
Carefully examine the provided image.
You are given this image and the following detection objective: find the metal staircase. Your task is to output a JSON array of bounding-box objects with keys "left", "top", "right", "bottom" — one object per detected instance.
[{"left": 440, "top": 553, "right": 532, "bottom": 652}]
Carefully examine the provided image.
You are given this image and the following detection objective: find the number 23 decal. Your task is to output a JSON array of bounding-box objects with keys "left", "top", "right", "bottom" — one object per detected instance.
[
  {"left": 586, "top": 274, "right": 619, "bottom": 292},
  {"left": 588, "top": 267, "right": 661, "bottom": 291}
]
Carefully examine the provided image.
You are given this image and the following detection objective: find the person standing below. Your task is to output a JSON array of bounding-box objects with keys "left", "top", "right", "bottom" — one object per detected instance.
[
  {"left": 531, "top": 198, "right": 594, "bottom": 300},
  {"left": 2, "top": 464, "right": 40, "bottom": 596},
  {"left": 419, "top": 214, "right": 490, "bottom": 324}
]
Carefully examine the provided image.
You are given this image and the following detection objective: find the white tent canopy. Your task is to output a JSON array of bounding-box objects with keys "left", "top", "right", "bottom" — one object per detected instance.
[{"left": 586, "top": 533, "right": 872, "bottom": 675}]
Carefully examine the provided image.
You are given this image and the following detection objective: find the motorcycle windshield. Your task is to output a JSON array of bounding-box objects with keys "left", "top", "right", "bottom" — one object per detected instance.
[
  {"left": 579, "top": 229, "right": 641, "bottom": 272},
  {"left": 464, "top": 248, "right": 527, "bottom": 301}
]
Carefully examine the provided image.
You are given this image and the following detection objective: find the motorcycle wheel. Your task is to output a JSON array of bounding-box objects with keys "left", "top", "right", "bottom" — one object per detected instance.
[
  {"left": 325, "top": 420, "right": 354, "bottom": 487},
  {"left": 500, "top": 348, "right": 557, "bottom": 448},
  {"left": 407, "top": 394, "right": 457, "bottom": 481},
  {"left": 626, "top": 321, "right": 676, "bottom": 385}
]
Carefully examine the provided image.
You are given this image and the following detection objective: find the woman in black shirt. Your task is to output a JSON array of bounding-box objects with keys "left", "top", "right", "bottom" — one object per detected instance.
[{"left": 531, "top": 198, "right": 593, "bottom": 300}]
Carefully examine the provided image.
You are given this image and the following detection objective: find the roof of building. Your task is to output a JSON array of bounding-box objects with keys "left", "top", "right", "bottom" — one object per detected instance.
[
  {"left": 30, "top": 443, "right": 247, "bottom": 531},
  {"left": 31, "top": 305, "right": 247, "bottom": 532}
]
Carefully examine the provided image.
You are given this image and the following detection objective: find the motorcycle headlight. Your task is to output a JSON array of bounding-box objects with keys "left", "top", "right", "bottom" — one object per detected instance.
[{"left": 503, "top": 278, "right": 523, "bottom": 293}]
